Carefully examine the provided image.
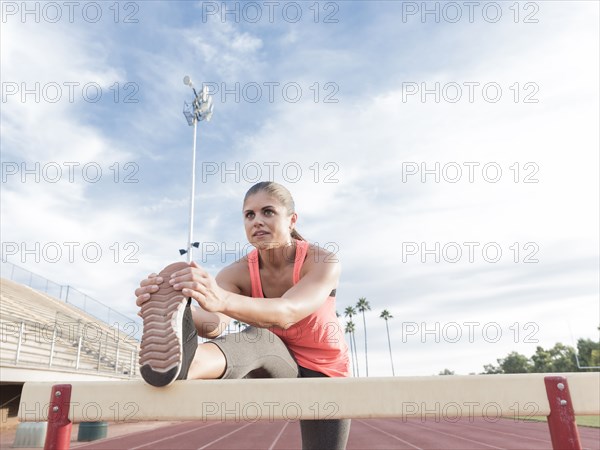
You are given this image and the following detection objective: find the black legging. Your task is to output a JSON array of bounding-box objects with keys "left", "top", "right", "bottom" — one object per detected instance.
[{"left": 210, "top": 326, "right": 351, "bottom": 450}]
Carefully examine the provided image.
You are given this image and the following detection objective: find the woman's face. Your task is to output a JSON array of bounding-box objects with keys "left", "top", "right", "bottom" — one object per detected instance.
[{"left": 243, "top": 191, "right": 297, "bottom": 250}]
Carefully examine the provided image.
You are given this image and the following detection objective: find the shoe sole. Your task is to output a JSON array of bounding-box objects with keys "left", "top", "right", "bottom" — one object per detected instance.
[{"left": 139, "top": 261, "right": 190, "bottom": 387}]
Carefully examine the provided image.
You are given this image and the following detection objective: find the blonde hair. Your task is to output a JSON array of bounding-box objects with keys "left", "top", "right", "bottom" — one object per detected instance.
[{"left": 243, "top": 181, "right": 305, "bottom": 241}]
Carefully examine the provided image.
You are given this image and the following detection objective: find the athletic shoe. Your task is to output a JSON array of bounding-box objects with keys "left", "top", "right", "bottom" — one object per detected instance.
[{"left": 139, "top": 262, "right": 198, "bottom": 387}]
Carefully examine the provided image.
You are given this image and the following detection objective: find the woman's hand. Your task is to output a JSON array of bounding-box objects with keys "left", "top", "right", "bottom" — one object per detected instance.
[
  {"left": 134, "top": 272, "right": 163, "bottom": 316},
  {"left": 169, "top": 261, "right": 227, "bottom": 313}
]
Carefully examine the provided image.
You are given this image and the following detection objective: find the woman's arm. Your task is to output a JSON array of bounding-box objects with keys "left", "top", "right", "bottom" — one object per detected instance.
[
  {"left": 192, "top": 269, "right": 238, "bottom": 338},
  {"left": 172, "top": 251, "right": 340, "bottom": 329},
  {"left": 134, "top": 266, "right": 238, "bottom": 339},
  {"left": 223, "top": 257, "right": 339, "bottom": 329}
]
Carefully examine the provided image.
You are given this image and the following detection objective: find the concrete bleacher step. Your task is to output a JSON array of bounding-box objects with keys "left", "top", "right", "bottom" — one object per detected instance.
[
  {"left": 1, "top": 279, "right": 124, "bottom": 331},
  {"left": 2, "top": 340, "right": 128, "bottom": 371},
  {"left": 1, "top": 277, "right": 140, "bottom": 379},
  {"left": 4, "top": 338, "right": 134, "bottom": 373}
]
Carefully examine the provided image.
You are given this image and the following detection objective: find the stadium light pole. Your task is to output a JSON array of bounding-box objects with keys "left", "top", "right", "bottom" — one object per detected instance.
[{"left": 180, "top": 75, "right": 214, "bottom": 262}]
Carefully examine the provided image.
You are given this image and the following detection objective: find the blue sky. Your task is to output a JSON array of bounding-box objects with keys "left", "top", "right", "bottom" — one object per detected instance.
[{"left": 1, "top": 1, "right": 599, "bottom": 376}]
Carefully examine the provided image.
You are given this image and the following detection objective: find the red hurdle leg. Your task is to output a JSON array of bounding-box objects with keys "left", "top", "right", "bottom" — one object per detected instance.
[
  {"left": 544, "top": 376, "right": 582, "bottom": 450},
  {"left": 44, "top": 384, "right": 72, "bottom": 450}
]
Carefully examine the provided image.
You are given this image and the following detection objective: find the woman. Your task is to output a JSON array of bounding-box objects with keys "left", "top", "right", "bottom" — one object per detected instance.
[{"left": 135, "top": 181, "right": 351, "bottom": 449}]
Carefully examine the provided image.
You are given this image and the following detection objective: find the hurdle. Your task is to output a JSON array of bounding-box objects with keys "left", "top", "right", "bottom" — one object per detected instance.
[{"left": 18, "top": 372, "right": 600, "bottom": 450}]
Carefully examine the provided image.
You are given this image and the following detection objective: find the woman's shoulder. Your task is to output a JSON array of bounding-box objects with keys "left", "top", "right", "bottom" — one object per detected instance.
[
  {"left": 218, "top": 255, "right": 252, "bottom": 277},
  {"left": 216, "top": 256, "right": 252, "bottom": 295},
  {"left": 304, "top": 241, "right": 339, "bottom": 263},
  {"left": 301, "top": 241, "right": 340, "bottom": 275}
]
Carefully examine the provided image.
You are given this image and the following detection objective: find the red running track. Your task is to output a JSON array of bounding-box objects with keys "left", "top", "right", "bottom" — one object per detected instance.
[{"left": 72, "top": 418, "right": 600, "bottom": 450}]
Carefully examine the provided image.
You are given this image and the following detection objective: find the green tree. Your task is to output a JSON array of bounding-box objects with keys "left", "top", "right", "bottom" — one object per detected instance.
[
  {"left": 356, "top": 297, "right": 371, "bottom": 376},
  {"left": 532, "top": 343, "right": 578, "bottom": 372},
  {"left": 483, "top": 352, "right": 533, "bottom": 374},
  {"left": 483, "top": 340, "right": 595, "bottom": 374},
  {"left": 483, "top": 363, "right": 503, "bottom": 374},
  {"left": 591, "top": 349, "right": 600, "bottom": 367},
  {"left": 345, "top": 321, "right": 357, "bottom": 377},
  {"left": 531, "top": 346, "right": 552, "bottom": 372},
  {"left": 439, "top": 368, "right": 455, "bottom": 375},
  {"left": 344, "top": 306, "right": 359, "bottom": 377},
  {"left": 343, "top": 306, "right": 356, "bottom": 321},
  {"left": 379, "top": 309, "right": 395, "bottom": 376},
  {"left": 593, "top": 326, "right": 600, "bottom": 367},
  {"left": 576, "top": 338, "right": 600, "bottom": 369},
  {"left": 550, "top": 343, "right": 578, "bottom": 372},
  {"left": 500, "top": 352, "right": 532, "bottom": 373}
]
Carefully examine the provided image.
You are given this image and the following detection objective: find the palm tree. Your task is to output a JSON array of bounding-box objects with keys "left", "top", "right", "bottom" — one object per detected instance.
[
  {"left": 233, "top": 320, "right": 244, "bottom": 332},
  {"left": 344, "top": 306, "right": 359, "bottom": 377},
  {"left": 380, "top": 309, "right": 395, "bottom": 376},
  {"left": 344, "top": 306, "right": 356, "bottom": 320},
  {"left": 356, "top": 297, "right": 371, "bottom": 376},
  {"left": 345, "top": 321, "right": 357, "bottom": 377},
  {"left": 337, "top": 310, "right": 353, "bottom": 375}
]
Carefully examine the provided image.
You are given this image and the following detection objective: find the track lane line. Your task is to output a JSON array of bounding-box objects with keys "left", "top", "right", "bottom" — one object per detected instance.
[
  {"left": 407, "top": 421, "right": 506, "bottom": 449},
  {"left": 459, "top": 421, "right": 552, "bottom": 443},
  {"left": 356, "top": 420, "right": 423, "bottom": 450},
  {"left": 268, "top": 421, "right": 290, "bottom": 450},
  {"left": 74, "top": 422, "right": 202, "bottom": 449},
  {"left": 197, "top": 422, "right": 253, "bottom": 450},
  {"left": 127, "top": 422, "right": 221, "bottom": 450}
]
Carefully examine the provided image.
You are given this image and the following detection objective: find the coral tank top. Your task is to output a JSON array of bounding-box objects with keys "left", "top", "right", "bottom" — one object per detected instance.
[{"left": 247, "top": 240, "right": 350, "bottom": 377}]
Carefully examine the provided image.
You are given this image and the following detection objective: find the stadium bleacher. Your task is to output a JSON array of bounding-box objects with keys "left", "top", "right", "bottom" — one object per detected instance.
[
  {"left": 1, "top": 278, "right": 140, "bottom": 376},
  {"left": 0, "top": 276, "right": 140, "bottom": 430}
]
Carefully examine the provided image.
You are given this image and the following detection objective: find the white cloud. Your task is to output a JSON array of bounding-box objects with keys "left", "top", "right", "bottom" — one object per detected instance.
[
  {"left": 191, "top": 2, "right": 599, "bottom": 375},
  {"left": 1, "top": 1, "right": 597, "bottom": 377},
  {"left": 182, "top": 20, "right": 265, "bottom": 80}
]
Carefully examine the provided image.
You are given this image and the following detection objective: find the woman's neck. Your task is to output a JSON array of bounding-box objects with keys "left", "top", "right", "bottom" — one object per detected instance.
[{"left": 258, "top": 240, "right": 296, "bottom": 271}]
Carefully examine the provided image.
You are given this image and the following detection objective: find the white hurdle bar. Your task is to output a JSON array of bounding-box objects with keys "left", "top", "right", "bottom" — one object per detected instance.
[{"left": 18, "top": 373, "right": 600, "bottom": 450}]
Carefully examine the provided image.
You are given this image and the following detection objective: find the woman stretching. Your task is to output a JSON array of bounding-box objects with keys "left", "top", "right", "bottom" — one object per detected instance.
[{"left": 135, "top": 181, "right": 351, "bottom": 449}]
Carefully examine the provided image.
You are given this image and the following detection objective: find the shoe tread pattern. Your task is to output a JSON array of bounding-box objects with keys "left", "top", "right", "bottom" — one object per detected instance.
[{"left": 139, "top": 262, "right": 189, "bottom": 375}]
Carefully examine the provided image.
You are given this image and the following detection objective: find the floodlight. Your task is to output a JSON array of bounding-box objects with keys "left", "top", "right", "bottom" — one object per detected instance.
[{"left": 180, "top": 76, "right": 214, "bottom": 261}]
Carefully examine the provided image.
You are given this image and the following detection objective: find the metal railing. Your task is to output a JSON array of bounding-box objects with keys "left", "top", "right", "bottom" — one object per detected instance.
[
  {"left": 1, "top": 310, "right": 139, "bottom": 378},
  {"left": 1, "top": 261, "right": 141, "bottom": 340}
]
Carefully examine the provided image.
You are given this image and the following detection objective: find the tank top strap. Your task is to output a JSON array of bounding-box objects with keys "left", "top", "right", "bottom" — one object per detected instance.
[
  {"left": 248, "top": 240, "right": 308, "bottom": 298},
  {"left": 293, "top": 240, "right": 309, "bottom": 284},
  {"left": 247, "top": 249, "right": 264, "bottom": 298}
]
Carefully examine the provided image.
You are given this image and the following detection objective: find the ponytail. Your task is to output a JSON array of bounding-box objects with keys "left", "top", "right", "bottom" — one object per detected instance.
[{"left": 291, "top": 229, "right": 305, "bottom": 241}]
